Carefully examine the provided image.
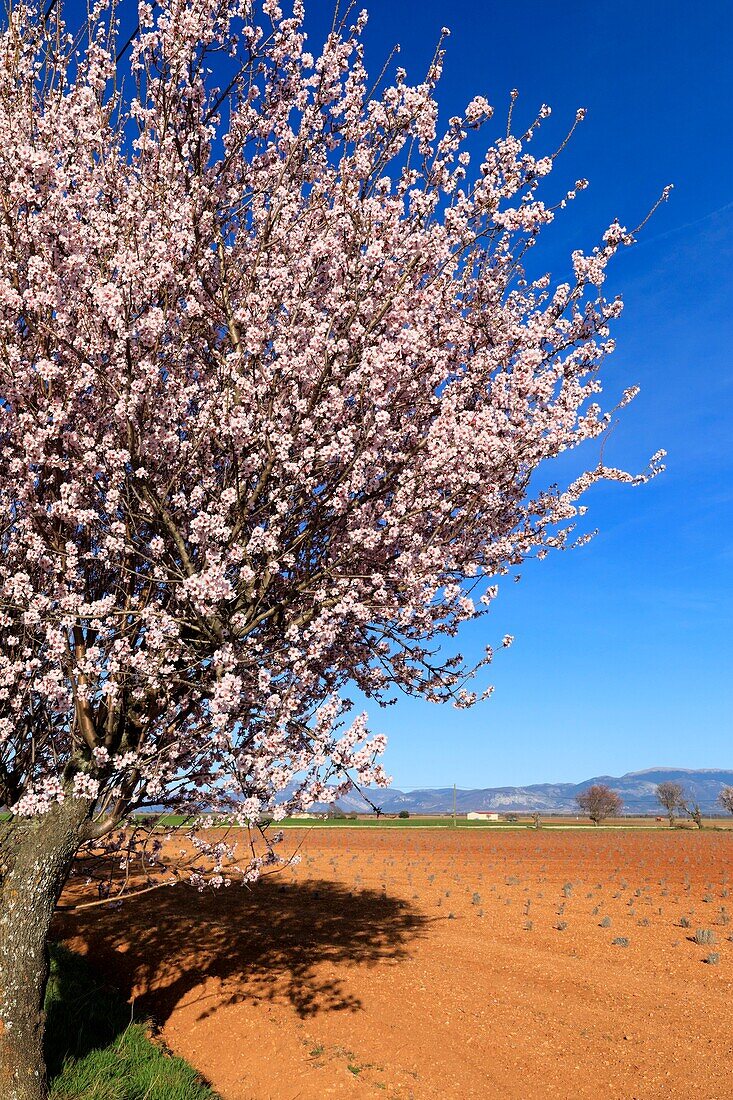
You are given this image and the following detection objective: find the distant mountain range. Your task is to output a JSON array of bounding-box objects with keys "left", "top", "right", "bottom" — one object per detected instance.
[{"left": 320, "top": 768, "right": 733, "bottom": 815}]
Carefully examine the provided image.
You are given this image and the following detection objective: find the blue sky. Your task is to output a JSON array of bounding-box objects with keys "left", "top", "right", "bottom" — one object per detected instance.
[{"left": 303, "top": 0, "right": 733, "bottom": 787}]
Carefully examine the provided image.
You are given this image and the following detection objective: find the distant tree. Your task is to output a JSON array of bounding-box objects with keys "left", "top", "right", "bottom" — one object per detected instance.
[
  {"left": 532, "top": 812, "right": 542, "bottom": 830},
  {"left": 681, "top": 794, "right": 704, "bottom": 830},
  {"left": 655, "top": 781, "right": 684, "bottom": 827},
  {"left": 719, "top": 787, "right": 733, "bottom": 817},
  {"left": 575, "top": 784, "right": 622, "bottom": 825},
  {"left": 398, "top": 810, "right": 410, "bottom": 819}
]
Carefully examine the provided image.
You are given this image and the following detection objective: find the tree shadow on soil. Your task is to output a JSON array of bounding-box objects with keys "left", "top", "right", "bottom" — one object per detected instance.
[{"left": 53, "top": 874, "right": 429, "bottom": 1026}]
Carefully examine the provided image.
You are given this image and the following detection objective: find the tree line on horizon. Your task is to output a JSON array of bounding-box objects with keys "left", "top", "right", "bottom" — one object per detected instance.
[{"left": 572, "top": 781, "right": 733, "bottom": 827}]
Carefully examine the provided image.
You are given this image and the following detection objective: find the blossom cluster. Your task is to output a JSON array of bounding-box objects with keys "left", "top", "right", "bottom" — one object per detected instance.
[{"left": 0, "top": 0, "right": 665, "bottom": 887}]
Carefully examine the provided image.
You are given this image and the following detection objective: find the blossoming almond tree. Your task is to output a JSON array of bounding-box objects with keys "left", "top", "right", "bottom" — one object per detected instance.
[{"left": 0, "top": 0, "right": 666, "bottom": 1094}]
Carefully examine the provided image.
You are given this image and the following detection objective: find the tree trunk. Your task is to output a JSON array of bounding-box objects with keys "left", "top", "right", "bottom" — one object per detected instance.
[{"left": 0, "top": 798, "right": 90, "bottom": 1100}]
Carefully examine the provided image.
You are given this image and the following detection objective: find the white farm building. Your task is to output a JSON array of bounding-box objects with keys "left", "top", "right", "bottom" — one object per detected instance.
[{"left": 467, "top": 811, "right": 501, "bottom": 821}]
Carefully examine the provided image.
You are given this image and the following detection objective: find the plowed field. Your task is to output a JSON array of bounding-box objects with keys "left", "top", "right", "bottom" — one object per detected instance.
[{"left": 55, "top": 827, "right": 733, "bottom": 1099}]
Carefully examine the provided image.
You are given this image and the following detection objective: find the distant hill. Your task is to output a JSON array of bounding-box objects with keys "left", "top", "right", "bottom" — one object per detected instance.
[{"left": 317, "top": 768, "right": 733, "bottom": 815}]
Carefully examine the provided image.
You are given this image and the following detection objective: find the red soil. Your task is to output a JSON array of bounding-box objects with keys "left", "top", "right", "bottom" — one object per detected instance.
[{"left": 55, "top": 827, "right": 733, "bottom": 1099}]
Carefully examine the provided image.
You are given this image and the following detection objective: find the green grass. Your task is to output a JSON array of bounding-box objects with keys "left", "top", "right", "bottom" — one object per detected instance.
[
  {"left": 45, "top": 944, "right": 218, "bottom": 1100},
  {"left": 132, "top": 812, "right": 718, "bottom": 830},
  {"left": 281, "top": 816, "right": 470, "bottom": 826},
  {"left": 275, "top": 817, "right": 674, "bottom": 829},
  {"left": 277, "top": 816, "right": 551, "bottom": 827},
  {"left": 132, "top": 813, "right": 521, "bottom": 828}
]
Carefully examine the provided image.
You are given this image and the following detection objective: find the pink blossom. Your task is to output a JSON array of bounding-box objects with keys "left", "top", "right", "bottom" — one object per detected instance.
[{"left": 0, "top": 0, "right": 662, "bottom": 897}]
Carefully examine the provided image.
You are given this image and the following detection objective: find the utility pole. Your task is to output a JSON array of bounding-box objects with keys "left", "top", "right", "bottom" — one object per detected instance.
[{"left": 452, "top": 783, "right": 456, "bottom": 827}]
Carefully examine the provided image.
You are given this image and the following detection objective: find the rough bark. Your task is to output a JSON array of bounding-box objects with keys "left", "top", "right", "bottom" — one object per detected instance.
[
  {"left": 682, "top": 803, "right": 704, "bottom": 830},
  {"left": 0, "top": 798, "right": 90, "bottom": 1100}
]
